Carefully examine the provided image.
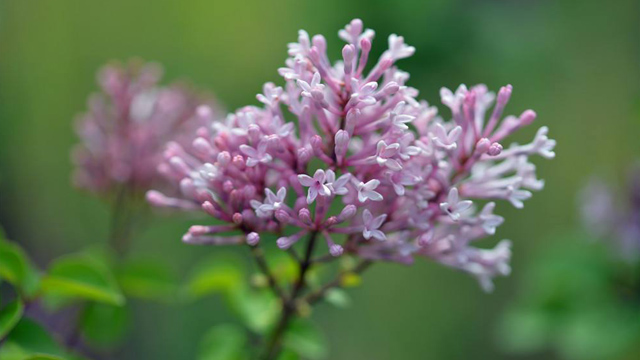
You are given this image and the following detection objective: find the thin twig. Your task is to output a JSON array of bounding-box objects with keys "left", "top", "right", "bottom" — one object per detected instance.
[
  {"left": 250, "top": 244, "right": 286, "bottom": 301},
  {"left": 304, "top": 259, "right": 372, "bottom": 305},
  {"left": 261, "top": 231, "right": 319, "bottom": 360},
  {"left": 310, "top": 253, "right": 337, "bottom": 264}
]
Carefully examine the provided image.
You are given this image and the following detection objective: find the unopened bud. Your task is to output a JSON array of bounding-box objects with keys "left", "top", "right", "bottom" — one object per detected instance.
[
  {"left": 299, "top": 208, "right": 313, "bottom": 226},
  {"left": 246, "top": 232, "right": 260, "bottom": 246},
  {"left": 488, "top": 142, "right": 503, "bottom": 156}
]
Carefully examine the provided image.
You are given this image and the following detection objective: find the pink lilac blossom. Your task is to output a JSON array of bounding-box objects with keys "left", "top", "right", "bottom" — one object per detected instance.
[
  {"left": 72, "top": 60, "right": 220, "bottom": 195},
  {"left": 148, "top": 19, "right": 556, "bottom": 291}
]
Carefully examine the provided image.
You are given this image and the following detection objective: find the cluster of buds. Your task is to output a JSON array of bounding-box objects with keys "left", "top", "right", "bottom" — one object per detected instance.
[
  {"left": 148, "top": 19, "right": 556, "bottom": 291},
  {"left": 72, "top": 60, "right": 219, "bottom": 195}
]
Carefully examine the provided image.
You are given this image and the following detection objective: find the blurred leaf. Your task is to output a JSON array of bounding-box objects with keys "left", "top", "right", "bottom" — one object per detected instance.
[
  {"left": 283, "top": 319, "right": 328, "bottom": 360},
  {"left": 0, "top": 240, "right": 41, "bottom": 298},
  {"left": 0, "top": 342, "right": 31, "bottom": 360},
  {"left": 24, "top": 355, "right": 67, "bottom": 360},
  {"left": 182, "top": 253, "right": 245, "bottom": 301},
  {"left": 276, "top": 349, "right": 300, "bottom": 360},
  {"left": 324, "top": 289, "right": 351, "bottom": 309},
  {"left": 41, "top": 254, "right": 124, "bottom": 306},
  {"left": 498, "top": 308, "right": 551, "bottom": 354},
  {"left": 197, "top": 324, "right": 249, "bottom": 360},
  {"left": 0, "top": 299, "right": 24, "bottom": 339},
  {"left": 80, "top": 302, "right": 129, "bottom": 347},
  {"left": 117, "top": 259, "right": 178, "bottom": 302},
  {"left": 2, "top": 318, "right": 65, "bottom": 357},
  {"left": 229, "top": 287, "right": 279, "bottom": 334},
  {"left": 265, "top": 250, "right": 298, "bottom": 285},
  {"left": 339, "top": 273, "right": 361, "bottom": 288},
  {"left": 557, "top": 308, "right": 640, "bottom": 360}
]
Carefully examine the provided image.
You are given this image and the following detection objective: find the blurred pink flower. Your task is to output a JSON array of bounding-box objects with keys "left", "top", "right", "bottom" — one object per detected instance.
[{"left": 72, "top": 60, "right": 220, "bottom": 196}]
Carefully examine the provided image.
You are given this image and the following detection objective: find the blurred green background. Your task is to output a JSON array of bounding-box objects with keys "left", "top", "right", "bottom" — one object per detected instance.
[{"left": 0, "top": 0, "right": 638, "bottom": 359}]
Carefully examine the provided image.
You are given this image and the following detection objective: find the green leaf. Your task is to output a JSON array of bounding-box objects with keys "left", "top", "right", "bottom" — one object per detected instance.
[
  {"left": 182, "top": 253, "right": 245, "bottom": 301},
  {"left": 0, "top": 240, "right": 41, "bottom": 297},
  {"left": 117, "top": 259, "right": 177, "bottom": 302},
  {"left": 229, "top": 287, "right": 280, "bottom": 334},
  {"left": 198, "top": 324, "right": 249, "bottom": 360},
  {"left": 41, "top": 254, "right": 124, "bottom": 306},
  {"left": 276, "top": 349, "right": 300, "bottom": 360},
  {"left": 282, "top": 320, "right": 328, "bottom": 359},
  {"left": 0, "top": 342, "right": 31, "bottom": 360},
  {"left": 324, "top": 289, "right": 351, "bottom": 309},
  {"left": 264, "top": 250, "right": 298, "bottom": 285},
  {"left": 0, "top": 299, "right": 24, "bottom": 339},
  {"left": 80, "top": 302, "right": 129, "bottom": 347},
  {"left": 2, "top": 318, "right": 66, "bottom": 357},
  {"left": 497, "top": 308, "right": 551, "bottom": 354},
  {"left": 24, "top": 355, "right": 67, "bottom": 360}
]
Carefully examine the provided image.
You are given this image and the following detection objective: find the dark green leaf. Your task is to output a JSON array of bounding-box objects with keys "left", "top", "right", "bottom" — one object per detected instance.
[
  {"left": 276, "top": 349, "right": 300, "bottom": 360},
  {"left": 41, "top": 254, "right": 124, "bottom": 306},
  {"left": 117, "top": 259, "right": 178, "bottom": 301},
  {"left": 0, "top": 299, "right": 24, "bottom": 339},
  {"left": 283, "top": 320, "right": 328, "bottom": 359},
  {"left": 0, "top": 240, "right": 41, "bottom": 297},
  {"left": 2, "top": 318, "right": 65, "bottom": 357},
  {"left": 198, "top": 324, "right": 249, "bottom": 360},
  {"left": 80, "top": 302, "right": 129, "bottom": 347}
]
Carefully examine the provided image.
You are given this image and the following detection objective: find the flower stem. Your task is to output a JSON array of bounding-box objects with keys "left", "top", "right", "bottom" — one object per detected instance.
[{"left": 261, "top": 230, "right": 319, "bottom": 360}]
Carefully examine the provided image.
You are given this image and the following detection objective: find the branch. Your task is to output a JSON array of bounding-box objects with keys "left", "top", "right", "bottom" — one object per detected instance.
[
  {"left": 304, "top": 259, "right": 372, "bottom": 305},
  {"left": 250, "top": 244, "right": 286, "bottom": 301},
  {"left": 261, "top": 231, "right": 319, "bottom": 360}
]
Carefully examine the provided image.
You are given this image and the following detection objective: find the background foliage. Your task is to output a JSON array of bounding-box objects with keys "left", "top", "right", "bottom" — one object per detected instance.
[{"left": 0, "top": 0, "right": 638, "bottom": 359}]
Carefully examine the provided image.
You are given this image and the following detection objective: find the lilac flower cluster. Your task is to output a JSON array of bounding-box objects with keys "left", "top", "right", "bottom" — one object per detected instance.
[
  {"left": 72, "top": 60, "right": 218, "bottom": 195},
  {"left": 148, "top": 19, "right": 556, "bottom": 291}
]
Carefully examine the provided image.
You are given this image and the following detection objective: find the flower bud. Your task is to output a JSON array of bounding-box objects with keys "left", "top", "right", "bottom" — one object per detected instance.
[
  {"left": 519, "top": 110, "right": 536, "bottom": 126},
  {"left": 232, "top": 212, "right": 243, "bottom": 225},
  {"left": 196, "top": 105, "right": 213, "bottom": 120},
  {"left": 475, "top": 138, "right": 491, "bottom": 154},
  {"left": 297, "top": 147, "right": 312, "bottom": 164},
  {"left": 360, "top": 37, "right": 371, "bottom": 52},
  {"left": 217, "top": 151, "right": 231, "bottom": 166},
  {"left": 488, "top": 142, "right": 503, "bottom": 156},
  {"left": 335, "top": 130, "right": 350, "bottom": 158},
  {"left": 192, "top": 137, "right": 213, "bottom": 155},
  {"left": 247, "top": 124, "right": 261, "bottom": 143},
  {"left": 325, "top": 216, "right": 338, "bottom": 227},
  {"left": 232, "top": 155, "right": 246, "bottom": 170},
  {"left": 497, "top": 84, "right": 513, "bottom": 107},
  {"left": 329, "top": 244, "right": 344, "bottom": 257},
  {"left": 299, "top": 208, "right": 313, "bottom": 226},
  {"left": 275, "top": 209, "right": 291, "bottom": 224},
  {"left": 338, "top": 205, "right": 357, "bottom": 221},
  {"left": 246, "top": 232, "right": 260, "bottom": 246},
  {"left": 310, "top": 135, "right": 324, "bottom": 156},
  {"left": 202, "top": 201, "right": 220, "bottom": 217}
]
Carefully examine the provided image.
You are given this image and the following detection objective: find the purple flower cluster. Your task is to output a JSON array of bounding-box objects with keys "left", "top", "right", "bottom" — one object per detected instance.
[
  {"left": 148, "top": 19, "right": 556, "bottom": 291},
  {"left": 72, "top": 60, "right": 218, "bottom": 195}
]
